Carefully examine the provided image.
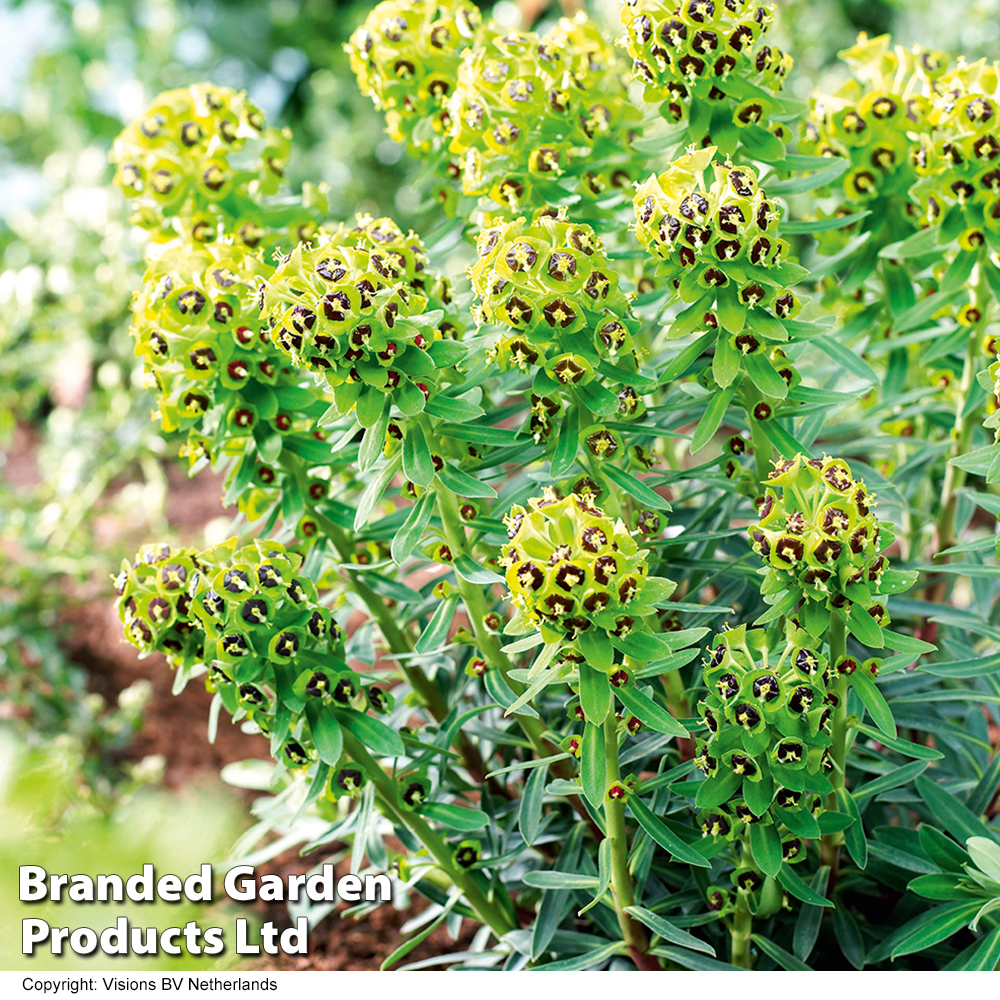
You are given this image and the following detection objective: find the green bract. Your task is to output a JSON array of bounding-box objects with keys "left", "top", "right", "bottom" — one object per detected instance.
[
  {"left": 696, "top": 625, "right": 837, "bottom": 869},
  {"left": 501, "top": 487, "right": 650, "bottom": 641},
  {"left": 471, "top": 208, "right": 637, "bottom": 376},
  {"left": 346, "top": 0, "right": 482, "bottom": 149},
  {"left": 748, "top": 454, "right": 899, "bottom": 638},
  {"left": 109, "top": 83, "right": 292, "bottom": 242},
  {"left": 260, "top": 215, "right": 460, "bottom": 421},
  {"left": 449, "top": 14, "right": 641, "bottom": 214},
  {"left": 619, "top": 0, "right": 792, "bottom": 141}
]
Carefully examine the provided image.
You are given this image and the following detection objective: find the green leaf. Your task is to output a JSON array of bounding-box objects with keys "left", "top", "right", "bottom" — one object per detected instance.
[
  {"left": 916, "top": 775, "right": 995, "bottom": 842},
  {"left": 414, "top": 594, "right": 458, "bottom": 654},
  {"left": 628, "top": 796, "right": 711, "bottom": 867},
  {"left": 968, "top": 755, "right": 1000, "bottom": 818},
  {"left": 648, "top": 947, "right": 744, "bottom": 971},
  {"left": 833, "top": 905, "right": 866, "bottom": 969},
  {"left": 615, "top": 684, "right": 689, "bottom": 737},
  {"left": 854, "top": 722, "right": 944, "bottom": 759},
  {"left": 852, "top": 760, "right": 930, "bottom": 803},
  {"left": 421, "top": 801, "right": 488, "bottom": 831},
  {"left": 355, "top": 386, "right": 386, "bottom": 428},
  {"left": 963, "top": 924, "right": 1000, "bottom": 971},
  {"left": 551, "top": 405, "right": 578, "bottom": 478},
  {"left": 519, "top": 764, "right": 548, "bottom": 846},
  {"left": 793, "top": 866, "right": 830, "bottom": 961},
  {"left": 403, "top": 422, "right": 434, "bottom": 487},
  {"left": 750, "top": 822, "right": 784, "bottom": 878},
  {"left": 424, "top": 394, "right": 484, "bottom": 422},
  {"left": 886, "top": 901, "right": 984, "bottom": 961},
  {"left": 882, "top": 630, "right": 937, "bottom": 655},
  {"left": 581, "top": 721, "right": 605, "bottom": 809},
  {"left": 967, "top": 837, "right": 1000, "bottom": 884},
  {"left": 879, "top": 227, "right": 940, "bottom": 259},
  {"left": 579, "top": 660, "right": 612, "bottom": 726},
  {"left": 813, "top": 335, "right": 879, "bottom": 384},
  {"left": 355, "top": 454, "right": 402, "bottom": 531},
  {"left": 851, "top": 669, "right": 895, "bottom": 736},
  {"left": 745, "top": 352, "right": 789, "bottom": 399},
  {"left": 751, "top": 934, "right": 812, "bottom": 971},
  {"left": 436, "top": 464, "right": 497, "bottom": 498},
  {"left": 777, "top": 864, "right": 833, "bottom": 907},
  {"left": 765, "top": 157, "right": 849, "bottom": 195},
  {"left": 601, "top": 463, "right": 672, "bottom": 511},
  {"left": 336, "top": 709, "right": 405, "bottom": 758},
  {"left": 522, "top": 871, "right": 600, "bottom": 890},
  {"left": 452, "top": 554, "right": 503, "bottom": 585},
  {"left": 578, "top": 838, "right": 613, "bottom": 916},
  {"left": 381, "top": 892, "right": 461, "bottom": 970},
  {"left": 529, "top": 941, "right": 625, "bottom": 971},
  {"left": 391, "top": 491, "right": 435, "bottom": 566},
  {"left": 660, "top": 331, "right": 716, "bottom": 382},
  {"left": 358, "top": 401, "right": 390, "bottom": 472},
  {"left": 691, "top": 385, "right": 735, "bottom": 453},
  {"left": 837, "top": 786, "right": 868, "bottom": 869},
  {"left": 847, "top": 603, "right": 885, "bottom": 648},
  {"left": 577, "top": 628, "right": 614, "bottom": 673},
  {"left": 305, "top": 702, "right": 343, "bottom": 766},
  {"left": 627, "top": 906, "right": 716, "bottom": 956},
  {"left": 780, "top": 210, "right": 869, "bottom": 235}
]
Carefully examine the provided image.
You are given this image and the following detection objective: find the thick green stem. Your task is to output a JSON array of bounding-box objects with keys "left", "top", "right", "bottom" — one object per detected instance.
[
  {"left": 306, "top": 505, "right": 491, "bottom": 786},
  {"left": 822, "top": 612, "right": 848, "bottom": 890},
  {"left": 341, "top": 729, "right": 516, "bottom": 938},
  {"left": 602, "top": 715, "right": 656, "bottom": 969},
  {"left": 729, "top": 839, "right": 754, "bottom": 968},
  {"left": 435, "top": 485, "right": 602, "bottom": 835},
  {"left": 742, "top": 383, "right": 774, "bottom": 484},
  {"left": 932, "top": 323, "right": 981, "bottom": 564}
]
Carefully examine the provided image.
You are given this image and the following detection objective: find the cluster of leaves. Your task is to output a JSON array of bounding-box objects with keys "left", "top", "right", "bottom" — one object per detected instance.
[{"left": 93, "top": 0, "right": 1000, "bottom": 975}]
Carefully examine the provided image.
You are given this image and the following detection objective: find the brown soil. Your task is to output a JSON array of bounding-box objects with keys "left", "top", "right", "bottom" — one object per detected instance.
[{"left": 18, "top": 430, "right": 470, "bottom": 971}]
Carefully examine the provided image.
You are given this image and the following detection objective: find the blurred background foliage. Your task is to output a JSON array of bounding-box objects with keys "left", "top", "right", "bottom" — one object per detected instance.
[{"left": 1, "top": 0, "right": 999, "bottom": 807}]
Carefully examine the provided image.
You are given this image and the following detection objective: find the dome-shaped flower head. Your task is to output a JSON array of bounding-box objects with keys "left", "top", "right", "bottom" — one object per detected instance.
[
  {"left": 799, "top": 34, "right": 943, "bottom": 240},
  {"left": 114, "top": 543, "right": 206, "bottom": 667},
  {"left": 346, "top": 0, "right": 482, "bottom": 148},
  {"left": 913, "top": 56, "right": 1000, "bottom": 238},
  {"left": 500, "top": 487, "right": 649, "bottom": 642},
  {"left": 448, "top": 13, "right": 641, "bottom": 214},
  {"left": 110, "top": 84, "right": 291, "bottom": 240},
  {"left": 619, "top": 0, "right": 792, "bottom": 144},
  {"left": 260, "top": 216, "right": 458, "bottom": 421},
  {"left": 748, "top": 454, "right": 899, "bottom": 638},
  {"left": 695, "top": 624, "right": 836, "bottom": 854},
  {"left": 130, "top": 240, "right": 342, "bottom": 522},
  {"left": 471, "top": 208, "right": 637, "bottom": 377},
  {"left": 634, "top": 147, "right": 800, "bottom": 386}
]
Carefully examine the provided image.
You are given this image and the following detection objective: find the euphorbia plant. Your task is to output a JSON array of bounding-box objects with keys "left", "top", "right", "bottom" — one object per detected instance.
[{"left": 105, "top": 0, "right": 1000, "bottom": 972}]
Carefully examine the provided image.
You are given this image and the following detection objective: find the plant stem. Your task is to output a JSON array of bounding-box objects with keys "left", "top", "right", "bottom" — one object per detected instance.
[
  {"left": 434, "top": 484, "right": 603, "bottom": 836},
  {"left": 305, "top": 504, "right": 492, "bottom": 787},
  {"left": 340, "top": 729, "right": 517, "bottom": 938},
  {"left": 602, "top": 715, "right": 657, "bottom": 970},
  {"left": 822, "top": 611, "right": 848, "bottom": 892},
  {"left": 742, "top": 383, "right": 774, "bottom": 484},
  {"left": 929, "top": 318, "right": 982, "bottom": 597},
  {"left": 730, "top": 892, "right": 753, "bottom": 969}
]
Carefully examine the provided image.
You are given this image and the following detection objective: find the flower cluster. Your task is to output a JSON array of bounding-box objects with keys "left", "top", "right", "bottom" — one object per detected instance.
[
  {"left": 619, "top": 0, "right": 792, "bottom": 140},
  {"left": 913, "top": 56, "right": 1000, "bottom": 236},
  {"left": 471, "top": 208, "right": 638, "bottom": 380},
  {"left": 115, "top": 538, "right": 402, "bottom": 780},
  {"left": 798, "top": 33, "right": 944, "bottom": 242},
  {"left": 260, "top": 215, "right": 460, "bottom": 420},
  {"left": 695, "top": 625, "right": 837, "bottom": 870},
  {"left": 748, "top": 454, "right": 893, "bottom": 636},
  {"left": 110, "top": 84, "right": 293, "bottom": 243},
  {"left": 129, "top": 240, "right": 338, "bottom": 524},
  {"left": 501, "top": 487, "right": 649, "bottom": 642},
  {"left": 447, "top": 14, "right": 641, "bottom": 213},
  {"left": 345, "top": 0, "right": 482, "bottom": 149},
  {"left": 633, "top": 148, "right": 801, "bottom": 384}
]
